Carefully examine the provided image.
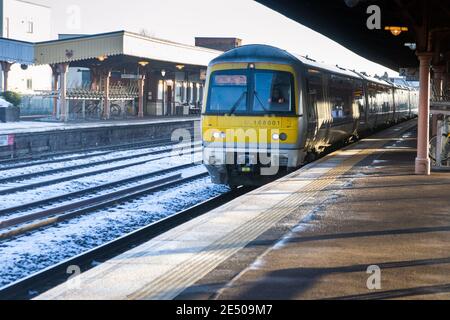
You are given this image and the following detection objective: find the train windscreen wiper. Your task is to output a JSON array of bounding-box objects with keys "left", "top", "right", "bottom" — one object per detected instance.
[
  {"left": 227, "top": 91, "right": 247, "bottom": 115},
  {"left": 253, "top": 91, "right": 269, "bottom": 112}
]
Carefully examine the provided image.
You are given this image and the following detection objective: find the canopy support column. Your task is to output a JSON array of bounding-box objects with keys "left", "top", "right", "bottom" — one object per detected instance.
[
  {"left": 103, "top": 70, "right": 111, "bottom": 120},
  {"left": 57, "top": 63, "right": 69, "bottom": 122},
  {"left": 415, "top": 52, "right": 433, "bottom": 175},
  {"left": 50, "top": 64, "right": 59, "bottom": 117},
  {"left": 138, "top": 75, "right": 145, "bottom": 118},
  {"left": 431, "top": 65, "right": 447, "bottom": 136},
  {"left": 0, "top": 61, "right": 12, "bottom": 93}
]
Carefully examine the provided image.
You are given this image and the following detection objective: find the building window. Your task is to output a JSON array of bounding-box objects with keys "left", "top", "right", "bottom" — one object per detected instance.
[
  {"left": 27, "top": 21, "right": 34, "bottom": 34},
  {"left": 27, "top": 79, "right": 33, "bottom": 90},
  {"left": 5, "top": 18, "right": 10, "bottom": 38}
]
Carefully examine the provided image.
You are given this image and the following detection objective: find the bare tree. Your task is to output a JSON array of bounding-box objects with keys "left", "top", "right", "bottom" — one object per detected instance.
[{"left": 139, "top": 28, "right": 156, "bottom": 38}]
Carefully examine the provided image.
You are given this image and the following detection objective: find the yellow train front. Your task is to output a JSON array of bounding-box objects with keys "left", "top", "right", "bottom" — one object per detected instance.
[{"left": 201, "top": 45, "right": 306, "bottom": 187}]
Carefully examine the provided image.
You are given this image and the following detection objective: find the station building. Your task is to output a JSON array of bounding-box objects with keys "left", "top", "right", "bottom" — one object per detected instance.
[
  {"left": 1, "top": 26, "right": 241, "bottom": 121},
  {"left": 1, "top": 0, "right": 242, "bottom": 120},
  {"left": 0, "top": 0, "right": 52, "bottom": 94},
  {"left": 32, "top": 31, "right": 225, "bottom": 120}
]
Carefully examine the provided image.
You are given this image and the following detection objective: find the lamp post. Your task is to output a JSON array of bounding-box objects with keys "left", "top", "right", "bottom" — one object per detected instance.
[{"left": 161, "top": 69, "right": 166, "bottom": 116}]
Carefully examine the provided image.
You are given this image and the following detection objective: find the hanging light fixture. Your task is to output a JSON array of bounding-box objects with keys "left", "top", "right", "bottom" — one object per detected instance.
[
  {"left": 97, "top": 54, "right": 108, "bottom": 62},
  {"left": 138, "top": 61, "right": 149, "bottom": 67},
  {"left": 161, "top": 69, "right": 166, "bottom": 77},
  {"left": 384, "top": 26, "right": 408, "bottom": 36}
]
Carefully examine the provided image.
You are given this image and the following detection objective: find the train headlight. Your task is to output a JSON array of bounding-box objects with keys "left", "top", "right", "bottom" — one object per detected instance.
[
  {"left": 213, "top": 132, "right": 226, "bottom": 139},
  {"left": 279, "top": 133, "right": 288, "bottom": 141},
  {"left": 272, "top": 133, "right": 280, "bottom": 141}
]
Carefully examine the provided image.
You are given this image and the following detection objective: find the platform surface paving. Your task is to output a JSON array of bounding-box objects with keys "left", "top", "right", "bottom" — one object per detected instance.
[{"left": 37, "top": 119, "right": 450, "bottom": 300}]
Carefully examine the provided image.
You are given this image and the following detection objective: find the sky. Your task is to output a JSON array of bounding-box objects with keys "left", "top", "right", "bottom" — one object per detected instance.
[{"left": 37, "top": 0, "right": 399, "bottom": 77}]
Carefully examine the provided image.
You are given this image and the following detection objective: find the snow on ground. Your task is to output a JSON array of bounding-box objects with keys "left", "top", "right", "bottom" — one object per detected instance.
[
  {"left": 0, "top": 150, "right": 202, "bottom": 210},
  {"left": 0, "top": 141, "right": 199, "bottom": 177},
  {"left": 0, "top": 176, "right": 229, "bottom": 287}
]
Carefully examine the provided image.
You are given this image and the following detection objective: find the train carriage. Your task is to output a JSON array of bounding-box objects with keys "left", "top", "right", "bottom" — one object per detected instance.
[{"left": 202, "top": 44, "right": 418, "bottom": 186}]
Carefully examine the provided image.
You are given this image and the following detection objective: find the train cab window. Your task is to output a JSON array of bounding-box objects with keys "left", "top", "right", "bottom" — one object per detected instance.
[
  {"left": 207, "top": 72, "right": 248, "bottom": 114},
  {"left": 253, "top": 71, "right": 293, "bottom": 114},
  {"left": 205, "top": 69, "right": 294, "bottom": 115}
]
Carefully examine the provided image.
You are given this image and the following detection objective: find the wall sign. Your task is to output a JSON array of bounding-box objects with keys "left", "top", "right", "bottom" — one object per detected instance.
[{"left": 0, "top": 134, "right": 14, "bottom": 147}]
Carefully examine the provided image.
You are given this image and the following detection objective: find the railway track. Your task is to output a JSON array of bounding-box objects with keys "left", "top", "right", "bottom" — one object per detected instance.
[
  {"left": 0, "top": 131, "right": 197, "bottom": 166},
  {"left": 0, "top": 141, "right": 201, "bottom": 184},
  {"left": 0, "top": 163, "right": 197, "bottom": 217},
  {"left": 0, "top": 138, "right": 188, "bottom": 172},
  {"left": 0, "top": 147, "right": 202, "bottom": 195},
  {"left": 0, "top": 168, "right": 208, "bottom": 239},
  {"left": 0, "top": 186, "right": 252, "bottom": 300}
]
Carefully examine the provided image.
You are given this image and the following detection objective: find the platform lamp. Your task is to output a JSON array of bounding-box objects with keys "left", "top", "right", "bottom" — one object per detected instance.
[
  {"left": 138, "top": 60, "right": 149, "bottom": 72},
  {"left": 161, "top": 69, "right": 166, "bottom": 116}
]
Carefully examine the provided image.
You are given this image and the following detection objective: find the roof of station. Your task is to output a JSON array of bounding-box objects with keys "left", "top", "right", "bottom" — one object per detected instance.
[
  {"left": 256, "top": 0, "right": 450, "bottom": 70},
  {"left": 0, "top": 38, "right": 35, "bottom": 65},
  {"left": 33, "top": 31, "right": 223, "bottom": 67}
]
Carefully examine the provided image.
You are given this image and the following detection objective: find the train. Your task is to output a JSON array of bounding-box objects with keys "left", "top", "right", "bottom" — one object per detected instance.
[{"left": 201, "top": 44, "right": 418, "bottom": 186}]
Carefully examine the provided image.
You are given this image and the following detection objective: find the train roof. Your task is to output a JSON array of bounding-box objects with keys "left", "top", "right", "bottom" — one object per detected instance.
[
  {"left": 210, "top": 44, "right": 360, "bottom": 79},
  {"left": 209, "top": 44, "right": 418, "bottom": 91},
  {"left": 352, "top": 71, "right": 393, "bottom": 87}
]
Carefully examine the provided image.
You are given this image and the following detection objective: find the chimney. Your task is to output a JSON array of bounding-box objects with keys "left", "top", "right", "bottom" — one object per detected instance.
[{"left": 195, "top": 37, "right": 242, "bottom": 52}]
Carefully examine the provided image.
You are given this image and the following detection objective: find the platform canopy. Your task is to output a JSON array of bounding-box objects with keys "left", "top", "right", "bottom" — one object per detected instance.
[
  {"left": 256, "top": 0, "right": 450, "bottom": 70},
  {"left": 34, "top": 30, "right": 221, "bottom": 68},
  {"left": 256, "top": 0, "right": 450, "bottom": 176},
  {"left": 0, "top": 38, "right": 35, "bottom": 65}
]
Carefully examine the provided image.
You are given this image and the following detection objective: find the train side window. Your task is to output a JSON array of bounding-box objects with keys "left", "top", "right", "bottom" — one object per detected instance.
[
  {"left": 329, "top": 75, "right": 353, "bottom": 120},
  {"left": 368, "top": 84, "right": 380, "bottom": 113}
]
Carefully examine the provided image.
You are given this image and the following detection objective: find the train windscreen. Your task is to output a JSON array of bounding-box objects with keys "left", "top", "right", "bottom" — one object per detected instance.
[{"left": 205, "top": 69, "right": 294, "bottom": 115}]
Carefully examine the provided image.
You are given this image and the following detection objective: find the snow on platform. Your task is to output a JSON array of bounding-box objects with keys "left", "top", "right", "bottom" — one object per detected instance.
[{"left": 0, "top": 117, "right": 200, "bottom": 135}]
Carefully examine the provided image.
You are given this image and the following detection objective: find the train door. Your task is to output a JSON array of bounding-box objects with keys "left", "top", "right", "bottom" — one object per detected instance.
[
  {"left": 328, "top": 74, "right": 355, "bottom": 144},
  {"left": 354, "top": 79, "right": 366, "bottom": 134},
  {"left": 305, "top": 69, "right": 324, "bottom": 151}
]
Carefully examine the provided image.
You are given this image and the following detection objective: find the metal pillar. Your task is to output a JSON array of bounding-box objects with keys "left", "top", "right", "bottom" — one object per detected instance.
[
  {"left": 431, "top": 66, "right": 446, "bottom": 136},
  {"left": 103, "top": 71, "right": 111, "bottom": 120},
  {"left": 162, "top": 79, "right": 166, "bottom": 116},
  {"left": 58, "top": 63, "right": 69, "bottom": 122},
  {"left": 90, "top": 68, "right": 101, "bottom": 91},
  {"left": 415, "top": 52, "right": 433, "bottom": 175},
  {"left": 138, "top": 75, "right": 145, "bottom": 118},
  {"left": 0, "top": 61, "right": 12, "bottom": 92},
  {"left": 50, "top": 64, "right": 59, "bottom": 117}
]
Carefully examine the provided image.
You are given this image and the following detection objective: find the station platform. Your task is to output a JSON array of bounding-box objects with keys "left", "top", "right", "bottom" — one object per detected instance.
[
  {"left": 0, "top": 116, "right": 200, "bottom": 135},
  {"left": 0, "top": 116, "right": 200, "bottom": 160},
  {"left": 36, "top": 119, "right": 450, "bottom": 300}
]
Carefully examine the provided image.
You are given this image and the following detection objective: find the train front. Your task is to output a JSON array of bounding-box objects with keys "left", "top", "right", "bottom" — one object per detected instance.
[{"left": 201, "top": 45, "right": 304, "bottom": 187}]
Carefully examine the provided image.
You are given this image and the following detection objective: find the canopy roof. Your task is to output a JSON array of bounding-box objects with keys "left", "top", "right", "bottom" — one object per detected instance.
[
  {"left": 34, "top": 31, "right": 222, "bottom": 67},
  {"left": 0, "top": 38, "right": 35, "bottom": 65},
  {"left": 256, "top": 0, "right": 450, "bottom": 70}
]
